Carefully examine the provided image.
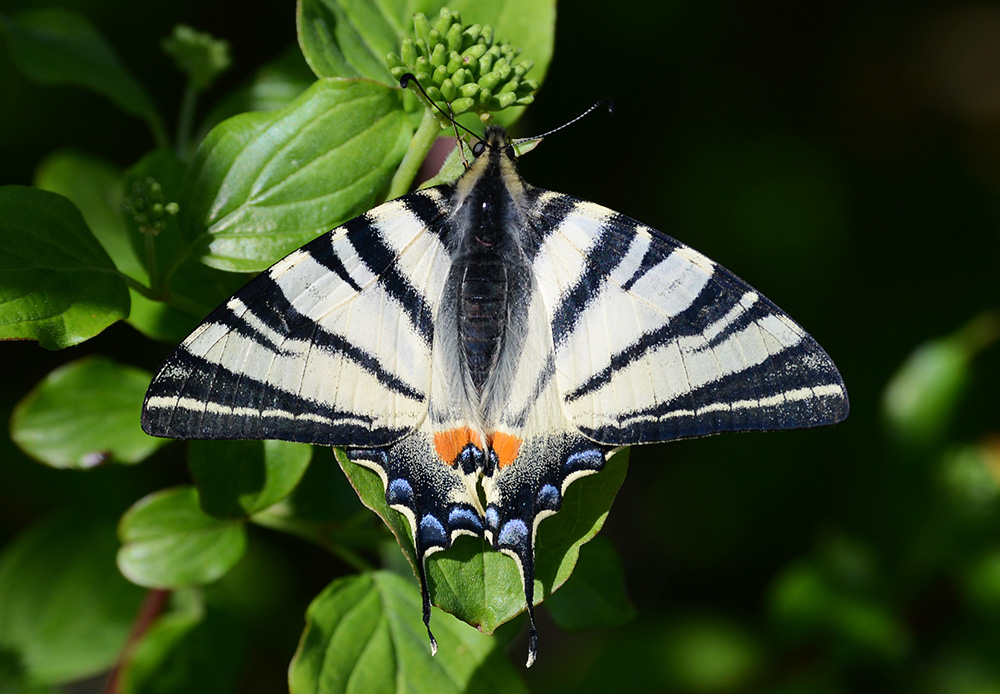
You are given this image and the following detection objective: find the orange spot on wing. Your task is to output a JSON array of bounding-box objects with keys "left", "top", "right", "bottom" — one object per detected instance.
[
  {"left": 491, "top": 432, "right": 523, "bottom": 469},
  {"left": 433, "top": 427, "right": 483, "bottom": 465}
]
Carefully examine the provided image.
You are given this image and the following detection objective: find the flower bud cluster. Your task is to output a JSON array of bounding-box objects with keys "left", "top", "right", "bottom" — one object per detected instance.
[
  {"left": 122, "top": 178, "right": 179, "bottom": 234},
  {"left": 387, "top": 8, "right": 538, "bottom": 118}
]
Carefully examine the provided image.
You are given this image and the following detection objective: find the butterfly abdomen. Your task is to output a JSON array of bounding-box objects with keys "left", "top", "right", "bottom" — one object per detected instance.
[{"left": 457, "top": 248, "right": 512, "bottom": 393}]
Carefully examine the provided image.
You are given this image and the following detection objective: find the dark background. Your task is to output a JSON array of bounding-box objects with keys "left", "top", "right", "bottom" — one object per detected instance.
[{"left": 3, "top": 1, "right": 1000, "bottom": 691}]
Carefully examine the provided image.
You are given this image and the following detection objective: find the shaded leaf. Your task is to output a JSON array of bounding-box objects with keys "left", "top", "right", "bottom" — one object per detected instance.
[
  {"left": 189, "top": 439, "right": 313, "bottom": 518},
  {"left": 289, "top": 571, "right": 526, "bottom": 694},
  {"left": 0, "top": 513, "right": 145, "bottom": 684},
  {"left": 33, "top": 149, "right": 145, "bottom": 281},
  {"left": 10, "top": 356, "right": 167, "bottom": 469},
  {"left": 0, "top": 9, "right": 164, "bottom": 140},
  {"left": 545, "top": 536, "right": 636, "bottom": 632},
  {"left": 197, "top": 46, "right": 316, "bottom": 139},
  {"left": 125, "top": 288, "right": 200, "bottom": 344},
  {"left": 118, "top": 487, "right": 247, "bottom": 589},
  {"left": 182, "top": 77, "right": 411, "bottom": 273},
  {"left": 882, "top": 314, "right": 999, "bottom": 450},
  {"left": 0, "top": 185, "right": 129, "bottom": 349},
  {"left": 339, "top": 448, "right": 629, "bottom": 634}
]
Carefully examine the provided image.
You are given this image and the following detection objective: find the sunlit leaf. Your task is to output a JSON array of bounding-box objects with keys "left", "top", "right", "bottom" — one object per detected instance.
[
  {"left": 182, "top": 78, "right": 411, "bottom": 273},
  {"left": 289, "top": 571, "right": 525, "bottom": 694}
]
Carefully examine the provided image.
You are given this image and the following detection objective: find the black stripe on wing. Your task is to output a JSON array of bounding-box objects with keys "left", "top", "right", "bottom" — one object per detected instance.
[
  {"left": 142, "top": 351, "right": 407, "bottom": 446},
  {"left": 216, "top": 273, "right": 425, "bottom": 401},
  {"left": 550, "top": 213, "right": 638, "bottom": 348},
  {"left": 343, "top": 212, "right": 435, "bottom": 341},
  {"left": 563, "top": 283, "right": 779, "bottom": 404}
]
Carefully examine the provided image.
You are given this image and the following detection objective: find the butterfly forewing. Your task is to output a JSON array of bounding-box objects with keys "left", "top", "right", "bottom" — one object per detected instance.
[
  {"left": 529, "top": 196, "right": 848, "bottom": 444},
  {"left": 142, "top": 192, "right": 453, "bottom": 447}
]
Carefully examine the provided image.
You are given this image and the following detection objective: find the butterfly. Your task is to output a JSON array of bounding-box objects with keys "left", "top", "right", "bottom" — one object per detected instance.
[{"left": 141, "top": 96, "right": 848, "bottom": 667}]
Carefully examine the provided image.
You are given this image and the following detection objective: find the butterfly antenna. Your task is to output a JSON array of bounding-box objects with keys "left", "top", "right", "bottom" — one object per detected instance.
[
  {"left": 400, "top": 73, "right": 481, "bottom": 146},
  {"left": 446, "top": 101, "right": 470, "bottom": 168},
  {"left": 511, "top": 98, "right": 615, "bottom": 147}
]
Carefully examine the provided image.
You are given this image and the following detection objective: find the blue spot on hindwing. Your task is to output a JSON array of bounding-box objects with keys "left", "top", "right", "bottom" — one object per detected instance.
[
  {"left": 456, "top": 444, "right": 485, "bottom": 475},
  {"left": 448, "top": 506, "right": 484, "bottom": 534},
  {"left": 386, "top": 478, "right": 413, "bottom": 506},
  {"left": 419, "top": 514, "right": 447, "bottom": 547},
  {"left": 564, "top": 448, "right": 605, "bottom": 473},
  {"left": 485, "top": 506, "right": 499, "bottom": 530},
  {"left": 536, "top": 484, "right": 561, "bottom": 511},
  {"left": 498, "top": 519, "right": 528, "bottom": 550}
]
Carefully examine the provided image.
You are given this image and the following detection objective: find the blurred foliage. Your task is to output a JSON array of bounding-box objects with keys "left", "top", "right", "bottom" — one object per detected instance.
[{"left": 1, "top": 0, "right": 1000, "bottom": 693}]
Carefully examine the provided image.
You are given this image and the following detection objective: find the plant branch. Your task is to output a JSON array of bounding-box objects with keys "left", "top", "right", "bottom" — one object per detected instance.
[{"left": 387, "top": 110, "right": 443, "bottom": 199}]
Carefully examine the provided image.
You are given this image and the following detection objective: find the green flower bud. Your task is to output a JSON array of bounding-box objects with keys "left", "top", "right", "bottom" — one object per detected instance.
[
  {"left": 386, "top": 7, "right": 538, "bottom": 120},
  {"left": 440, "top": 78, "right": 457, "bottom": 101},
  {"left": 446, "top": 23, "right": 463, "bottom": 52},
  {"left": 122, "top": 177, "right": 179, "bottom": 234},
  {"left": 413, "top": 13, "right": 431, "bottom": 43},
  {"left": 162, "top": 24, "right": 231, "bottom": 92},
  {"left": 451, "top": 97, "right": 475, "bottom": 115},
  {"left": 430, "top": 43, "right": 446, "bottom": 67}
]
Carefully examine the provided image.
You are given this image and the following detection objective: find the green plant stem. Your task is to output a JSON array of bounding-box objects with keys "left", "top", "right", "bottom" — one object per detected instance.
[
  {"left": 176, "top": 82, "right": 198, "bottom": 159},
  {"left": 143, "top": 230, "right": 159, "bottom": 293},
  {"left": 120, "top": 273, "right": 207, "bottom": 315},
  {"left": 148, "top": 113, "right": 171, "bottom": 151},
  {"left": 387, "top": 110, "right": 442, "bottom": 199}
]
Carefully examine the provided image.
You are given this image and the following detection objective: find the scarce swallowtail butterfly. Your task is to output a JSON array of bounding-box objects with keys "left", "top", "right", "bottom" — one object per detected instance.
[{"left": 141, "top": 87, "right": 849, "bottom": 666}]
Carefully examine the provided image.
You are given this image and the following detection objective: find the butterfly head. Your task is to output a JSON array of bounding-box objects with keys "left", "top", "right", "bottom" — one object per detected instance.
[{"left": 472, "top": 126, "right": 517, "bottom": 163}]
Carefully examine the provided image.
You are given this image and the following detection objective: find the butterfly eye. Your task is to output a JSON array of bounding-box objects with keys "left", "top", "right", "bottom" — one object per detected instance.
[
  {"left": 505, "top": 144, "right": 516, "bottom": 160},
  {"left": 472, "top": 141, "right": 486, "bottom": 157}
]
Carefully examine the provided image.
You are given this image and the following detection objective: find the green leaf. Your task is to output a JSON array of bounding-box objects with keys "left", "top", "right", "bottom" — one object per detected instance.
[
  {"left": 0, "top": 513, "right": 146, "bottom": 684},
  {"left": 0, "top": 9, "right": 165, "bottom": 143},
  {"left": 119, "top": 598, "right": 244, "bottom": 694},
  {"left": 545, "top": 536, "right": 636, "bottom": 632},
  {"left": 118, "top": 487, "right": 248, "bottom": 589},
  {"left": 197, "top": 46, "right": 316, "bottom": 138},
  {"left": 10, "top": 356, "right": 167, "bottom": 469},
  {"left": 656, "top": 617, "right": 766, "bottom": 691},
  {"left": 182, "top": 77, "right": 411, "bottom": 273},
  {"left": 339, "top": 448, "right": 629, "bottom": 634},
  {"left": 882, "top": 314, "right": 1000, "bottom": 449},
  {"left": 0, "top": 185, "right": 130, "bottom": 349},
  {"left": 289, "top": 571, "right": 526, "bottom": 694},
  {"left": 297, "top": 0, "right": 404, "bottom": 83},
  {"left": 189, "top": 439, "right": 313, "bottom": 518},
  {"left": 34, "top": 150, "right": 147, "bottom": 282}
]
